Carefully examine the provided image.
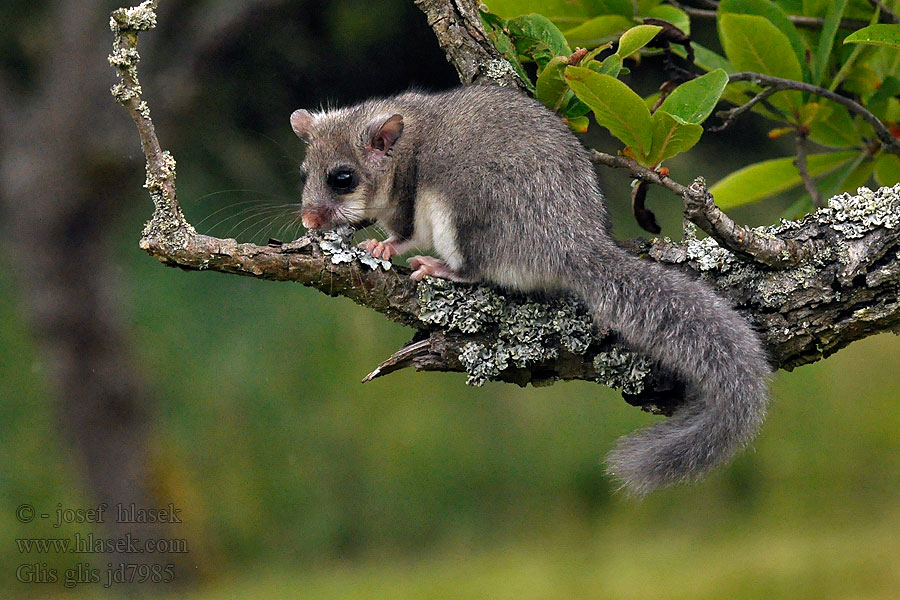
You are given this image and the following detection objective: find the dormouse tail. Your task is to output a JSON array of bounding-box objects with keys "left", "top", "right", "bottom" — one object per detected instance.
[{"left": 572, "top": 250, "right": 771, "bottom": 496}]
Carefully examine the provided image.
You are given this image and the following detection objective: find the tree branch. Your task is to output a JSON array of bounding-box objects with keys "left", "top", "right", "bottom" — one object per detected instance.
[
  {"left": 795, "top": 130, "right": 823, "bottom": 208},
  {"left": 868, "top": 0, "right": 900, "bottom": 24},
  {"left": 709, "top": 87, "right": 779, "bottom": 132},
  {"left": 111, "top": 2, "right": 900, "bottom": 414},
  {"left": 588, "top": 151, "right": 822, "bottom": 269},
  {"left": 728, "top": 71, "right": 900, "bottom": 156},
  {"left": 667, "top": 0, "right": 871, "bottom": 30},
  {"left": 412, "top": 0, "right": 525, "bottom": 88}
]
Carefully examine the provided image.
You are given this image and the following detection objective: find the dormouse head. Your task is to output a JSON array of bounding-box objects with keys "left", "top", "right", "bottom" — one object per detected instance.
[{"left": 290, "top": 107, "right": 404, "bottom": 230}]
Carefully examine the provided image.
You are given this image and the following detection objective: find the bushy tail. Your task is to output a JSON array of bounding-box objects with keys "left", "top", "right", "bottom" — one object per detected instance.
[{"left": 572, "top": 252, "right": 771, "bottom": 496}]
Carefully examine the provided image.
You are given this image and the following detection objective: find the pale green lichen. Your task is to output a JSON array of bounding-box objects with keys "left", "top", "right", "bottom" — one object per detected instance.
[
  {"left": 110, "top": 83, "right": 140, "bottom": 104},
  {"left": 417, "top": 278, "right": 596, "bottom": 386},
  {"left": 140, "top": 150, "right": 195, "bottom": 245},
  {"left": 108, "top": 47, "right": 140, "bottom": 69},
  {"left": 458, "top": 342, "right": 502, "bottom": 386},
  {"left": 593, "top": 348, "right": 652, "bottom": 395},
  {"left": 137, "top": 100, "right": 151, "bottom": 120},
  {"left": 110, "top": 1, "right": 158, "bottom": 33},
  {"left": 754, "top": 262, "right": 821, "bottom": 307},
  {"left": 418, "top": 279, "right": 503, "bottom": 332},
  {"left": 481, "top": 59, "right": 519, "bottom": 85},
  {"left": 316, "top": 228, "right": 392, "bottom": 270},
  {"left": 816, "top": 184, "right": 900, "bottom": 239},
  {"left": 683, "top": 235, "right": 738, "bottom": 272}
]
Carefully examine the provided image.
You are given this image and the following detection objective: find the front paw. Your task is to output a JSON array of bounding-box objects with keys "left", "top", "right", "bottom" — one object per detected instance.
[{"left": 358, "top": 238, "right": 400, "bottom": 260}]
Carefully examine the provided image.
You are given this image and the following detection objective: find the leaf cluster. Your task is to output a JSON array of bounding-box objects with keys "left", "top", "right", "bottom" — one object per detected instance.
[{"left": 480, "top": 0, "right": 900, "bottom": 212}]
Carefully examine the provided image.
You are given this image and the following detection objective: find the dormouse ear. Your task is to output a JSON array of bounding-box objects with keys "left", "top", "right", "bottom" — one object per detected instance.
[
  {"left": 366, "top": 114, "right": 404, "bottom": 156},
  {"left": 290, "top": 109, "right": 315, "bottom": 141}
]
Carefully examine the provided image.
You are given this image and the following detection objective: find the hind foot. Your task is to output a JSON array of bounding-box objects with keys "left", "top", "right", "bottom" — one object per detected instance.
[{"left": 408, "top": 256, "right": 474, "bottom": 283}]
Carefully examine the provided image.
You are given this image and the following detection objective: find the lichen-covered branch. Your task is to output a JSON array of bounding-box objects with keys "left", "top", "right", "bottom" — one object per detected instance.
[
  {"left": 111, "top": 2, "right": 900, "bottom": 416},
  {"left": 412, "top": 0, "right": 525, "bottom": 88},
  {"left": 588, "top": 152, "right": 819, "bottom": 269}
]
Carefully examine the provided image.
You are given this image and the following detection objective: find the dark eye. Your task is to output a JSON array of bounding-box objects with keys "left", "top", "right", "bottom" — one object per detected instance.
[{"left": 327, "top": 168, "right": 358, "bottom": 194}]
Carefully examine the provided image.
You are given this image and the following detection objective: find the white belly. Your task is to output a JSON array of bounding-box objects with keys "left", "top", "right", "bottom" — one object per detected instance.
[{"left": 412, "top": 189, "right": 465, "bottom": 271}]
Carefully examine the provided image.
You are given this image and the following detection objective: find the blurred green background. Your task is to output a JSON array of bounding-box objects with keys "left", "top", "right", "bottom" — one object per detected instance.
[{"left": 1, "top": 1, "right": 899, "bottom": 598}]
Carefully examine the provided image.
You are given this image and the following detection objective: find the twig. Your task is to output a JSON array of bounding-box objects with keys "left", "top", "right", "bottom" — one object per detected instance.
[
  {"left": 362, "top": 339, "right": 435, "bottom": 382},
  {"left": 667, "top": 0, "right": 870, "bottom": 30},
  {"left": 589, "top": 150, "right": 688, "bottom": 195},
  {"left": 680, "top": 178, "right": 825, "bottom": 269},
  {"left": 729, "top": 71, "right": 900, "bottom": 156},
  {"left": 868, "top": 0, "right": 900, "bottom": 23},
  {"left": 589, "top": 151, "right": 821, "bottom": 269},
  {"left": 109, "top": 1, "right": 186, "bottom": 229},
  {"left": 794, "top": 130, "right": 823, "bottom": 208},
  {"left": 709, "top": 87, "right": 779, "bottom": 132}
]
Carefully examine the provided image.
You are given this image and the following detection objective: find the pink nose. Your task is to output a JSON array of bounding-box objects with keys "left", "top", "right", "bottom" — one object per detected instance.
[{"left": 302, "top": 209, "right": 326, "bottom": 230}]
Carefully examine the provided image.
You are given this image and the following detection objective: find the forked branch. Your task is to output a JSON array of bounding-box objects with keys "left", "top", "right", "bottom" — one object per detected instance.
[{"left": 110, "top": 1, "right": 900, "bottom": 411}]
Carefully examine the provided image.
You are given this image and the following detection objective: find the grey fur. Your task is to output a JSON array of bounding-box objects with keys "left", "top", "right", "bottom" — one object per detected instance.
[{"left": 294, "top": 85, "right": 772, "bottom": 495}]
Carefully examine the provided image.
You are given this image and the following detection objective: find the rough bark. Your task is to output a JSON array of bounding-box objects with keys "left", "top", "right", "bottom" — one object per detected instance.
[
  {"left": 412, "top": 0, "right": 526, "bottom": 88},
  {"left": 113, "top": 1, "right": 900, "bottom": 415}
]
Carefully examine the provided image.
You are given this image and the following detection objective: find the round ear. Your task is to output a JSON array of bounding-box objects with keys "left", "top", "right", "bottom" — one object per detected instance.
[
  {"left": 290, "top": 109, "right": 315, "bottom": 141},
  {"left": 366, "top": 114, "right": 404, "bottom": 156}
]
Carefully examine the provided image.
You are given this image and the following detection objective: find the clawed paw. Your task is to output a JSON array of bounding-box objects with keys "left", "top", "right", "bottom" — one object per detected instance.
[
  {"left": 408, "top": 255, "right": 454, "bottom": 282},
  {"left": 359, "top": 238, "right": 399, "bottom": 260}
]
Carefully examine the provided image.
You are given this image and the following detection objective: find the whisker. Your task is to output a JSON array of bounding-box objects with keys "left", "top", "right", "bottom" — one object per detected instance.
[
  {"left": 203, "top": 204, "right": 282, "bottom": 232},
  {"left": 236, "top": 212, "right": 291, "bottom": 242},
  {"left": 208, "top": 205, "right": 295, "bottom": 236},
  {"left": 192, "top": 189, "right": 293, "bottom": 204},
  {"left": 246, "top": 213, "right": 292, "bottom": 243},
  {"left": 225, "top": 209, "right": 292, "bottom": 240}
]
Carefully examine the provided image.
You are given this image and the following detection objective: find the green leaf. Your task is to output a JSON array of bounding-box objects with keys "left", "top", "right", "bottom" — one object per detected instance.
[
  {"left": 595, "top": 54, "right": 623, "bottom": 77},
  {"left": 844, "top": 24, "right": 900, "bottom": 49},
  {"left": 563, "top": 15, "right": 633, "bottom": 47},
  {"left": 673, "top": 40, "right": 734, "bottom": 73},
  {"left": 565, "top": 115, "right": 591, "bottom": 132},
  {"left": 583, "top": 0, "right": 635, "bottom": 18},
  {"left": 807, "top": 101, "right": 859, "bottom": 147},
  {"left": 482, "top": 0, "right": 591, "bottom": 24},
  {"left": 616, "top": 25, "right": 663, "bottom": 59},
  {"left": 875, "top": 153, "right": 900, "bottom": 186},
  {"left": 562, "top": 94, "right": 592, "bottom": 119},
  {"left": 719, "top": 0, "right": 808, "bottom": 73},
  {"left": 802, "top": 0, "right": 831, "bottom": 17},
  {"left": 815, "top": 151, "right": 868, "bottom": 199},
  {"left": 565, "top": 66, "right": 653, "bottom": 154},
  {"left": 645, "top": 5, "right": 690, "bottom": 35},
  {"left": 840, "top": 158, "right": 876, "bottom": 193},
  {"left": 636, "top": 0, "right": 664, "bottom": 11},
  {"left": 867, "top": 45, "right": 900, "bottom": 80},
  {"left": 868, "top": 75, "right": 900, "bottom": 119},
  {"left": 710, "top": 151, "right": 858, "bottom": 208},
  {"left": 813, "top": 0, "right": 849, "bottom": 86},
  {"left": 657, "top": 69, "right": 729, "bottom": 124},
  {"left": 508, "top": 14, "right": 571, "bottom": 70},
  {"left": 645, "top": 112, "right": 704, "bottom": 165},
  {"left": 719, "top": 13, "right": 803, "bottom": 112},
  {"left": 719, "top": 14, "right": 803, "bottom": 80},
  {"left": 535, "top": 56, "right": 571, "bottom": 112},
  {"left": 482, "top": 15, "right": 536, "bottom": 92}
]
